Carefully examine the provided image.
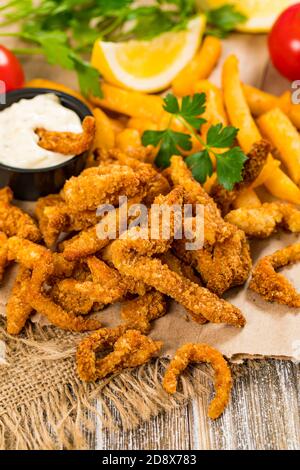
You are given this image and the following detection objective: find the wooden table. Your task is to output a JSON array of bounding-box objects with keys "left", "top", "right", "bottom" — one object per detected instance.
[{"left": 90, "top": 360, "right": 299, "bottom": 450}]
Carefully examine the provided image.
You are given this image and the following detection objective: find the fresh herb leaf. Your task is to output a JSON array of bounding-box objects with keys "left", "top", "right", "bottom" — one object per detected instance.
[
  {"left": 142, "top": 129, "right": 192, "bottom": 168},
  {"left": 206, "top": 5, "right": 247, "bottom": 38},
  {"left": 215, "top": 147, "right": 248, "bottom": 191},
  {"left": 163, "top": 93, "right": 180, "bottom": 114},
  {"left": 72, "top": 56, "right": 102, "bottom": 98},
  {"left": 163, "top": 93, "right": 207, "bottom": 130},
  {"left": 186, "top": 150, "right": 213, "bottom": 184},
  {"left": 206, "top": 123, "right": 238, "bottom": 148}
]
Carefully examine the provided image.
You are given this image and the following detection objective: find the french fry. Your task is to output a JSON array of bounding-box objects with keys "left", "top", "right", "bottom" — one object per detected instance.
[
  {"left": 25, "top": 78, "right": 92, "bottom": 108},
  {"left": 116, "top": 128, "right": 142, "bottom": 152},
  {"left": 242, "top": 84, "right": 280, "bottom": 117},
  {"left": 109, "top": 117, "right": 126, "bottom": 135},
  {"left": 251, "top": 154, "right": 280, "bottom": 188},
  {"left": 264, "top": 166, "right": 300, "bottom": 205},
  {"left": 289, "top": 104, "right": 300, "bottom": 131},
  {"left": 172, "top": 36, "right": 222, "bottom": 97},
  {"left": 222, "top": 55, "right": 300, "bottom": 204},
  {"left": 92, "top": 108, "right": 115, "bottom": 150},
  {"left": 128, "top": 117, "right": 158, "bottom": 134},
  {"left": 258, "top": 108, "right": 300, "bottom": 184},
  {"left": 223, "top": 56, "right": 261, "bottom": 153},
  {"left": 233, "top": 189, "right": 261, "bottom": 209},
  {"left": 194, "top": 80, "right": 228, "bottom": 126},
  {"left": 90, "top": 82, "right": 167, "bottom": 121},
  {"left": 203, "top": 172, "right": 217, "bottom": 193}
]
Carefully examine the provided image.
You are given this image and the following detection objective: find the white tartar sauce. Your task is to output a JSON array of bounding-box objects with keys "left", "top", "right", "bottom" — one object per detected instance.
[{"left": 0, "top": 93, "right": 83, "bottom": 169}]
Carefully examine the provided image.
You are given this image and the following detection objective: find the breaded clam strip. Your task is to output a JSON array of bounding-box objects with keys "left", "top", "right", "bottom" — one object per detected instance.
[
  {"left": 0, "top": 187, "right": 41, "bottom": 241},
  {"left": 163, "top": 343, "right": 232, "bottom": 419},
  {"left": 6, "top": 266, "right": 33, "bottom": 335},
  {"left": 0, "top": 232, "right": 8, "bottom": 283},
  {"left": 121, "top": 291, "right": 167, "bottom": 333},
  {"left": 36, "top": 115, "right": 96, "bottom": 155},
  {"left": 250, "top": 243, "right": 300, "bottom": 307},
  {"left": 76, "top": 326, "right": 162, "bottom": 382}
]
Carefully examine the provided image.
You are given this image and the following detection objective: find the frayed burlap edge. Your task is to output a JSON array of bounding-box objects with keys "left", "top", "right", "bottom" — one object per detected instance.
[{"left": 0, "top": 319, "right": 215, "bottom": 450}]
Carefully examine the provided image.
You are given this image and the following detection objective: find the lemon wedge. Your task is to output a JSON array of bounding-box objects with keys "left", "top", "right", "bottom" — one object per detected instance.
[
  {"left": 196, "top": 0, "right": 298, "bottom": 32},
  {"left": 91, "top": 15, "right": 206, "bottom": 93}
]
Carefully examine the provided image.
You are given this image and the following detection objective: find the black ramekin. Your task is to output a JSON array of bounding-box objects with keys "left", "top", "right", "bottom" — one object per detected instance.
[{"left": 0, "top": 88, "right": 93, "bottom": 201}]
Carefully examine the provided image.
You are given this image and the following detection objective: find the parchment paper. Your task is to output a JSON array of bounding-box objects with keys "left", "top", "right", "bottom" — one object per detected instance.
[{"left": 0, "top": 34, "right": 299, "bottom": 361}]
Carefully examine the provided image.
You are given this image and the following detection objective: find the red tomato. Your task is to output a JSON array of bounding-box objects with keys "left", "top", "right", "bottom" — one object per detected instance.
[
  {"left": 268, "top": 4, "right": 300, "bottom": 81},
  {"left": 0, "top": 45, "right": 25, "bottom": 92}
]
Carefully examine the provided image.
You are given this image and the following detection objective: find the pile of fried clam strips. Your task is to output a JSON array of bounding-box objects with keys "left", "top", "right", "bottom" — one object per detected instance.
[{"left": 1, "top": 111, "right": 300, "bottom": 421}]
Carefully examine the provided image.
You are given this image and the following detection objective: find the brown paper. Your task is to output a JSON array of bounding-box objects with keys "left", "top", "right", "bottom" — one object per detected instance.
[{"left": 0, "top": 34, "right": 299, "bottom": 361}]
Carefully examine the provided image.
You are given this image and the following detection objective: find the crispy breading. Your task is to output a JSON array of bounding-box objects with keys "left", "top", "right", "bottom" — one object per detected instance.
[
  {"left": 28, "top": 251, "right": 100, "bottom": 332},
  {"left": 35, "top": 194, "right": 99, "bottom": 247},
  {"left": 121, "top": 291, "right": 167, "bottom": 333},
  {"left": 0, "top": 232, "right": 8, "bottom": 284},
  {"left": 0, "top": 187, "right": 41, "bottom": 241},
  {"left": 250, "top": 243, "right": 300, "bottom": 307},
  {"left": 76, "top": 327, "right": 162, "bottom": 382},
  {"left": 6, "top": 266, "right": 33, "bottom": 335},
  {"left": 51, "top": 279, "right": 97, "bottom": 315},
  {"left": 163, "top": 343, "right": 232, "bottom": 419},
  {"left": 61, "top": 163, "right": 154, "bottom": 211},
  {"left": 36, "top": 115, "right": 96, "bottom": 155},
  {"left": 210, "top": 140, "right": 270, "bottom": 215},
  {"left": 173, "top": 228, "right": 252, "bottom": 296},
  {"left": 225, "top": 202, "right": 300, "bottom": 238}
]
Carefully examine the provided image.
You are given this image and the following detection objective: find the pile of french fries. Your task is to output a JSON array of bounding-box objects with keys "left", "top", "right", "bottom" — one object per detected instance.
[{"left": 27, "top": 35, "right": 300, "bottom": 207}]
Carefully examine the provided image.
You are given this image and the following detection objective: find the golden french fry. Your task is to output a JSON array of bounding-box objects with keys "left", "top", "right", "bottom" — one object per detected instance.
[
  {"left": 251, "top": 154, "right": 280, "bottom": 188},
  {"left": 172, "top": 36, "right": 222, "bottom": 96},
  {"left": 264, "top": 166, "right": 300, "bottom": 205},
  {"left": 90, "top": 82, "right": 167, "bottom": 121},
  {"left": 25, "top": 78, "right": 92, "bottom": 108},
  {"left": 258, "top": 108, "right": 300, "bottom": 184},
  {"left": 127, "top": 117, "right": 158, "bottom": 134},
  {"left": 116, "top": 128, "right": 141, "bottom": 152},
  {"left": 233, "top": 189, "right": 261, "bottom": 209},
  {"left": 92, "top": 108, "right": 115, "bottom": 150},
  {"left": 109, "top": 117, "right": 126, "bottom": 135},
  {"left": 194, "top": 80, "right": 228, "bottom": 126},
  {"left": 203, "top": 172, "right": 217, "bottom": 193},
  {"left": 222, "top": 55, "right": 261, "bottom": 153},
  {"left": 242, "top": 84, "right": 280, "bottom": 117}
]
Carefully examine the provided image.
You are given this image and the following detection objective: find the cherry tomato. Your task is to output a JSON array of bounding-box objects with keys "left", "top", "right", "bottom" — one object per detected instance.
[
  {"left": 0, "top": 45, "right": 25, "bottom": 92},
  {"left": 268, "top": 4, "right": 300, "bottom": 81}
]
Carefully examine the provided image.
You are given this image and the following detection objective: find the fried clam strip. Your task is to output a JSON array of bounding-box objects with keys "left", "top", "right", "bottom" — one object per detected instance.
[
  {"left": 0, "top": 232, "right": 8, "bottom": 284},
  {"left": 169, "top": 157, "right": 251, "bottom": 295},
  {"left": 250, "top": 243, "right": 300, "bottom": 307},
  {"left": 159, "top": 252, "right": 207, "bottom": 325},
  {"left": 6, "top": 266, "right": 33, "bottom": 335},
  {"left": 76, "top": 327, "right": 162, "bottom": 382},
  {"left": 50, "top": 279, "right": 98, "bottom": 315},
  {"left": 36, "top": 115, "right": 96, "bottom": 155},
  {"left": 71, "top": 256, "right": 147, "bottom": 305},
  {"left": 121, "top": 291, "right": 167, "bottom": 334},
  {"left": 210, "top": 140, "right": 270, "bottom": 215},
  {"left": 163, "top": 344, "right": 232, "bottom": 420},
  {"left": 61, "top": 163, "right": 154, "bottom": 211},
  {"left": 0, "top": 187, "right": 41, "bottom": 241},
  {"left": 225, "top": 202, "right": 300, "bottom": 238},
  {"left": 108, "top": 189, "right": 245, "bottom": 327},
  {"left": 61, "top": 194, "right": 145, "bottom": 261},
  {"left": 169, "top": 156, "right": 234, "bottom": 246},
  {"left": 35, "top": 194, "right": 99, "bottom": 247},
  {"left": 7, "top": 237, "right": 99, "bottom": 332},
  {"left": 173, "top": 228, "right": 252, "bottom": 297}
]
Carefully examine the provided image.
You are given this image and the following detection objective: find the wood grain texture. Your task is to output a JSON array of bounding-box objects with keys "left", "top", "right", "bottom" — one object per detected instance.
[{"left": 99, "top": 361, "right": 299, "bottom": 450}]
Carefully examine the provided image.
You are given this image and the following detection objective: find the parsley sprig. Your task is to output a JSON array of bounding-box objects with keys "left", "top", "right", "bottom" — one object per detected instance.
[
  {"left": 0, "top": 1, "right": 246, "bottom": 97},
  {"left": 142, "top": 93, "right": 247, "bottom": 191}
]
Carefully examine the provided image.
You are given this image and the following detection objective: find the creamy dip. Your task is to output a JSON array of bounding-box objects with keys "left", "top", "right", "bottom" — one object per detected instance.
[{"left": 0, "top": 94, "right": 83, "bottom": 169}]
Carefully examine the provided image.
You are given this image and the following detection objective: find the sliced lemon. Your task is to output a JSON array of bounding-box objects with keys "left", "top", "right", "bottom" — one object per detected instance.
[
  {"left": 91, "top": 15, "right": 206, "bottom": 93},
  {"left": 196, "top": 0, "right": 299, "bottom": 32}
]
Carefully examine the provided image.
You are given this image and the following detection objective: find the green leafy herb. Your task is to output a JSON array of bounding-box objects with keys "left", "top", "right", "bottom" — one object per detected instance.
[
  {"left": 142, "top": 93, "right": 247, "bottom": 190},
  {"left": 206, "top": 5, "right": 247, "bottom": 38}
]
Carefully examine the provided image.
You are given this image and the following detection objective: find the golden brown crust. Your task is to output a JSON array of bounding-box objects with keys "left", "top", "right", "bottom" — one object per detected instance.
[
  {"left": 76, "top": 327, "right": 162, "bottom": 382},
  {"left": 0, "top": 232, "right": 8, "bottom": 284},
  {"left": 36, "top": 116, "right": 96, "bottom": 155},
  {"left": 250, "top": 243, "right": 300, "bottom": 307},
  {"left": 163, "top": 343, "right": 232, "bottom": 419},
  {"left": 6, "top": 266, "right": 33, "bottom": 335},
  {"left": 121, "top": 291, "right": 167, "bottom": 333}
]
